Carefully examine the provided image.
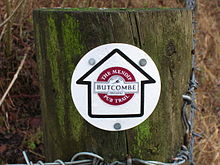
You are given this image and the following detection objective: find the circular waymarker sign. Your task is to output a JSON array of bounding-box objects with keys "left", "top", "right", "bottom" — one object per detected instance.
[{"left": 71, "top": 43, "right": 161, "bottom": 131}]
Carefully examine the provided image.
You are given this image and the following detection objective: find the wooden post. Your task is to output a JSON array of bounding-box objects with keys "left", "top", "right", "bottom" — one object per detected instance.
[{"left": 33, "top": 9, "right": 192, "bottom": 162}]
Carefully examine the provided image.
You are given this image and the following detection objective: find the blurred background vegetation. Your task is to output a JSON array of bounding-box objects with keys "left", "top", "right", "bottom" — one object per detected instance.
[{"left": 0, "top": 0, "right": 219, "bottom": 164}]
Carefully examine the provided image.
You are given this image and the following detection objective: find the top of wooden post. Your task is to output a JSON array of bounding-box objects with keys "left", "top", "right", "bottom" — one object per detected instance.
[{"left": 34, "top": 7, "right": 191, "bottom": 13}]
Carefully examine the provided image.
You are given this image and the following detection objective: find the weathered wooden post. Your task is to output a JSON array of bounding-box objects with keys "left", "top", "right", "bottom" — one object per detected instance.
[{"left": 33, "top": 8, "right": 192, "bottom": 162}]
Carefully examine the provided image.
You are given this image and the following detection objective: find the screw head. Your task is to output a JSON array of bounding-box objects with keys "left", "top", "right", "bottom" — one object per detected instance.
[
  {"left": 114, "top": 123, "right": 121, "bottom": 130},
  {"left": 88, "top": 58, "right": 96, "bottom": 65},
  {"left": 139, "top": 59, "right": 147, "bottom": 66}
]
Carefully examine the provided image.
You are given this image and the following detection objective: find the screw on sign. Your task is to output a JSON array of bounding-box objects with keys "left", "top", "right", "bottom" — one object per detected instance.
[{"left": 71, "top": 43, "right": 161, "bottom": 131}]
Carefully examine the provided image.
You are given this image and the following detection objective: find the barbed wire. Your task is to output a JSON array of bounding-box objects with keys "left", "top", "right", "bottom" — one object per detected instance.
[
  {"left": 3, "top": 0, "right": 200, "bottom": 165},
  {"left": 186, "top": 0, "right": 199, "bottom": 164},
  {"left": 6, "top": 149, "right": 189, "bottom": 165}
]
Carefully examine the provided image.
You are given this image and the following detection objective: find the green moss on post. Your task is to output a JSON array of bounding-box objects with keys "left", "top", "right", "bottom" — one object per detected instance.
[
  {"left": 47, "top": 16, "right": 66, "bottom": 136},
  {"left": 33, "top": 8, "right": 192, "bottom": 162}
]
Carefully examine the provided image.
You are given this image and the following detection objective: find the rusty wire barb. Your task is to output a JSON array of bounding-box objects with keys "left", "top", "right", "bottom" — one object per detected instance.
[
  {"left": 186, "top": 0, "right": 196, "bottom": 11},
  {"left": 3, "top": 0, "right": 200, "bottom": 165}
]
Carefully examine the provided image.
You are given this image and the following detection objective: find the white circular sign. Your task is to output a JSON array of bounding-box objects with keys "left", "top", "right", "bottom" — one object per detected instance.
[{"left": 71, "top": 43, "right": 161, "bottom": 131}]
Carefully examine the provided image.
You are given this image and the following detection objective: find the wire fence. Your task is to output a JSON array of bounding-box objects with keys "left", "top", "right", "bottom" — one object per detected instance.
[
  {"left": 3, "top": 0, "right": 200, "bottom": 165},
  {"left": 7, "top": 150, "right": 189, "bottom": 165}
]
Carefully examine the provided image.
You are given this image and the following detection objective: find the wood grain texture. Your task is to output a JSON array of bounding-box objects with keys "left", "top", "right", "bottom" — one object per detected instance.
[{"left": 33, "top": 8, "right": 192, "bottom": 162}]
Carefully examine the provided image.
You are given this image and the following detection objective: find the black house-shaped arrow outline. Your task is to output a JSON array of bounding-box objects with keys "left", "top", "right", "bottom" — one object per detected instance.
[{"left": 76, "top": 49, "right": 156, "bottom": 118}]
